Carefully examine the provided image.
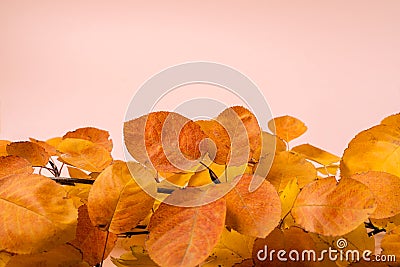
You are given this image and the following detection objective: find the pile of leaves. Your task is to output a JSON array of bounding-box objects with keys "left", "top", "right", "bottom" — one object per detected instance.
[{"left": 0, "top": 106, "right": 399, "bottom": 267}]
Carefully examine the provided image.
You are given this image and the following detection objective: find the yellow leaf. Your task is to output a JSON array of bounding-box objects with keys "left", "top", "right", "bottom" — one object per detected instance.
[
  {"left": 280, "top": 178, "right": 300, "bottom": 220},
  {"left": 292, "top": 177, "right": 376, "bottom": 236},
  {"left": 0, "top": 140, "right": 10, "bottom": 157},
  {"left": 57, "top": 138, "right": 112, "bottom": 172},
  {"left": 0, "top": 252, "right": 11, "bottom": 267},
  {"left": 349, "top": 171, "right": 400, "bottom": 219},
  {"left": 268, "top": 115, "right": 307, "bottom": 142},
  {"left": 266, "top": 151, "right": 317, "bottom": 192},
  {"left": 63, "top": 127, "right": 113, "bottom": 152},
  {"left": 87, "top": 161, "right": 156, "bottom": 234},
  {"left": 111, "top": 246, "right": 157, "bottom": 267},
  {"left": 0, "top": 155, "right": 33, "bottom": 179},
  {"left": 225, "top": 174, "right": 281, "bottom": 238},
  {"left": 67, "top": 166, "right": 92, "bottom": 179},
  {"left": 6, "top": 141, "right": 49, "bottom": 167},
  {"left": 381, "top": 225, "right": 400, "bottom": 258},
  {"left": 381, "top": 112, "right": 400, "bottom": 128},
  {"left": 292, "top": 143, "right": 340, "bottom": 166},
  {"left": 0, "top": 174, "right": 77, "bottom": 254},
  {"left": 370, "top": 213, "right": 400, "bottom": 230},
  {"left": 188, "top": 162, "right": 226, "bottom": 187},
  {"left": 160, "top": 171, "right": 194, "bottom": 187},
  {"left": 316, "top": 165, "right": 339, "bottom": 176},
  {"left": 45, "top": 137, "right": 62, "bottom": 148},
  {"left": 146, "top": 189, "right": 226, "bottom": 267},
  {"left": 341, "top": 125, "right": 400, "bottom": 178},
  {"left": 65, "top": 183, "right": 92, "bottom": 208},
  {"left": 29, "top": 137, "right": 58, "bottom": 156}
]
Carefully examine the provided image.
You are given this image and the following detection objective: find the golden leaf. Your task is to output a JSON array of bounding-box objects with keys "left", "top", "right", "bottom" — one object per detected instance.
[
  {"left": 188, "top": 162, "right": 226, "bottom": 187},
  {"left": 67, "top": 166, "right": 92, "bottom": 179},
  {"left": 316, "top": 165, "right": 339, "bottom": 176},
  {"left": 0, "top": 155, "right": 33, "bottom": 179},
  {"left": 381, "top": 225, "right": 400, "bottom": 258},
  {"left": 6, "top": 141, "right": 49, "bottom": 167},
  {"left": 124, "top": 111, "right": 207, "bottom": 173},
  {"left": 349, "top": 171, "right": 400, "bottom": 219},
  {"left": 292, "top": 143, "right": 340, "bottom": 166},
  {"left": 69, "top": 205, "right": 117, "bottom": 266},
  {"left": 63, "top": 127, "right": 113, "bottom": 152},
  {"left": 341, "top": 125, "right": 400, "bottom": 178},
  {"left": 268, "top": 115, "right": 307, "bottom": 142},
  {"left": 29, "top": 137, "right": 58, "bottom": 156},
  {"left": 57, "top": 138, "right": 112, "bottom": 172},
  {"left": 292, "top": 177, "right": 376, "bottom": 236},
  {"left": 225, "top": 174, "right": 281, "bottom": 238},
  {"left": 0, "top": 252, "right": 11, "bottom": 267},
  {"left": 45, "top": 137, "right": 62, "bottom": 148},
  {"left": 111, "top": 246, "right": 157, "bottom": 267},
  {"left": 266, "top": 151, "right": 317, "bottom": 192},
  {"left": 280, "top": 178, "right": 300, "bottom": 220},
  {"left": 146, "top": 190, "right": 226, "bottom": 267},
  {"left": 381, "top": 113, "right": 400, "bottom": 128},
  {"left": 160, "top": 171, "right": 194, "bottom": 187},
  {"left": 0, "top": 174, "right": 77, "bottom": 254},
  {"left": 87, "top": 161, "right": 155, "bottom": 234},
  {"left": 0, "top": 140, "right": 10, "bottom": 157}
]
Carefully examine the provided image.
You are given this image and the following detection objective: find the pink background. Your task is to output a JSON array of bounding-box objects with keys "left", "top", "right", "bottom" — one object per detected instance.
[{"left": 1, "top": 1, "right": 399, "bottom": 158}]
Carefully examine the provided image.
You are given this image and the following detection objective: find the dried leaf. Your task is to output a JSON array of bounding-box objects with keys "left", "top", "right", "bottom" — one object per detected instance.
[
  {"left": 381, "top": 113, "right": 400, "bottom": 128},
  {"left": 67, "top": 166, "right": 92, "bottom": 179},
  {"left": 225, "top": 174, "right": 281, "bottom": 238},
  {"left": 87, "top": 161, "right": 155, "bottom": 234},
  {"left": 45, "top": 137, "right": 62, "bottom": 148},
  {"left": 0, "top": 140, "right": 11, "bottom": 157},
  {"left": 63, "top": 127, "right": 113, "bottom": 152},
  {"left": 188, "top": 162, "right": 226, "bottom": 187},
  {"left": 268, "top": 115, "right": 307, "bottom": 142},
  {"left": 316, "top": 165, "right": 339, "bottom": 176},
  {"left": 0, "top": 252, "right": 11, "bottom": 267},
  {"left": 266, "top": 151, "right": 317, "bottom": 192},
  {"left": 0, "top": 155, "right": 33, "bottom": 179},
  {"left": 111, "top": 246, "right": 157, "bottom": 267},
  {"left": 146, "top": 189, "right": 226, "bottom": 267},
  {"left": 292, "top": 177, "right": 376, "bottom": 236},
  {"left": 381, "top": 225, "right": 400, "bottom": 258},
  {"left": 292, "top": 143, "right": 340, "bottom": 166},
  {"left": 349, "top": 171, "right": 400, "bottom": 219},
  {"left": 341, "top": 125, "right": 400, "bottom": 178},
  {"left": 160, "top": 171, "right": 194, "bottom": 187},
  {"left": 69, "top": 205, "right": 117, "bottom": 266},
  {"left": 6, "top": 141, "right": 49, "bottom": 167},
  {"left": 0, "top": 174, "right": 77, "bottom": 254},
  {"left": 29, "top": 138, "right": 58, "bottom": 156},
  {"left": 57, "top": 138, "right": 112, "bottom": 172},
  {"left": 124, "top": 111, "right": 207, "bottom": 172},
  {"left": 280, "top": 178, "right": 300, "bottom": 220}
]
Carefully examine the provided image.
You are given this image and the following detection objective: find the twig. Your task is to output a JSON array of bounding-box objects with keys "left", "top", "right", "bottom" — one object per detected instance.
[{"left": 199, "top": 162, "right": 221, "bottom": 184}]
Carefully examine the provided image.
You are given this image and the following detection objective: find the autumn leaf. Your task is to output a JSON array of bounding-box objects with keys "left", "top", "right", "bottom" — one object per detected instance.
[
  {"left": 0, "top": 252, "right": 11, "bottom": 267},
  {"left": 0, "top": 140, "right": 10, "bottom": 157},
  {"left": 266, "top": 151, "right": 317, "bottom": 192},
  {"left": 292, "top": 143, "right": 340, "bottom": 166},
  {"left": 63, "top": 127, "right": 113, "bottom": 152},
  {"left": 29, "top": 137, "right": 58, "bottom": 156},
  {"left": 67, "top": 166, "right": 92, "bottom": 179},
  {"left": 316, "top": 165, "right": 339, "bottom": 176},
  {"left": 146, "top": 188, "right": 226, "bottom": 267},
  {"left": 0, "top": 174, "right": 77, "bottom": 254},
  {"left": 188, "top": 162, "right": 226, "bottom": 187},
  {"left": 69, "top": 205, "right": 117, "bottom": 266},
  {"left": 341, "top": 125, "right": 400, "bottom": 178},
  {"left": 160, "top": 171, "right": 194, "bottom": 187},
  {"left": 0, "top": 155, "right": 33, "bottom": 179},
  {"left": 6, "top": 141, "right": 49, "bottom": 167},
  {"left": 57, "top": 138, "right": 112, "bottom": 172},
  {"left": 45, "top": 137, "right": 62, "bottom": 148},
  {"left": 348, "top": 171, "right": 400, "bottom": 219},
  {"left": 292, "top": 177, "right": 376, "bottom": 236},
  {"left": 381, "top": 225, "right": 400, "bottom": 258},
  {"left": 87, "top": 161, "right": 156, "bottom": 234},
  {"left": 268, "top": 115, "right": 307, "bottom": 142},
  {"left": 111, "top": 246, "right": 157, "bottom": 267},
  {"left": 280, "top": 178, "right": 300, "bottom": 220},
  {"left": 225, "top": 174, "right": 281, "bottom": 238},
  {"left": 381, "top": 113, "right": 400, "bottom": 127},
  {"left": 124, "top": 111, "right": 207, "bottom": 172}
]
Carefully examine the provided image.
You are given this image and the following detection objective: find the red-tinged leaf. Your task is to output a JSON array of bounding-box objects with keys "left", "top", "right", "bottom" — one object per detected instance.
[
  {"left": 63, "top": 127, "right": 113, "bottom": 152},
  {"left": 6, "top": 141, "right": 49, "bottom": 167}
]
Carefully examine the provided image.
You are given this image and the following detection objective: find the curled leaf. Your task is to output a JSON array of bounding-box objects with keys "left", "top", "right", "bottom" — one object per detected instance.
[
  {"left": 292, "top": 143, "right": 340, "bottom": 166},
  {"left": 268, "top": 115, "right": 307, "bottom": 142},
  {"left": 6, "top": 141, "right": 49, "bottom": 167},
  {"left": 63, "top": 127, "right": 113, "bottom": 152},
  {"left": 0, "top": 155, "right": 33, "bottom": 179}
]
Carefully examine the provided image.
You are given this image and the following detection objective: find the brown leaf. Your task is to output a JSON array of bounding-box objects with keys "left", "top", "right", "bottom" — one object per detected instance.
[
  {"left": 381, "top": 112, "right": 400, "bottom": 128},
  {"left": 341, "top": 125, "right": 400, "bottom": 178},
  {"left": 70, "top": 205, "right": 117, "bottom": 266},
  {"left": 349, "top": 171, "right": 400, "bottom": 219},
  {"left": 292, "top": 143, "right": 340, "bottom": 166},
  {"left": 268, "top": 115, "right": 307, "bottom": 142},
  {"left": 146, "top": 189, "right": 226, "bottom": 267},
  {"left": 29, "top": 138, "right": 58, "bottom": 156},
  {"left": 57, "top": 138, "right": 112, "bottom": 172},
  {"left": 63, "top": 127, "right": 113, "bottom": 152},
  {"left": 0, "top": 155, "right": 33, "bottom": 179},
  {"left": 87, "top": 161, "right": 155, "bottom": 234},
  {"left": 292, "top": 177, "right": 376, "bottom": 236},
  {"left": 225, "top": 174, "right": 281, "bottom": 238},
  {"left": 6, "top": 141, "right": 49, "bottom": 167},
  {"left": 124, "top": 111, "right": 207, "bottom": 172},
  {"left": 0, "top": 174, "right": 77, "bottom": 254},
  {"left": 266, "top": 151, "right": 317, "bottom": 192},
  {"left": 0, "top": 140, "right": 10, "bottom": 157}
]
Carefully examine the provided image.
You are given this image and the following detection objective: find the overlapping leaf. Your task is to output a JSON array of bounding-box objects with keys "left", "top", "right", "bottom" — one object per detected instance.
[
  {"left": 0, "top": 140, "right": 10, "bottom": 157},
  {"left": 292, "top": 143, "right": 340, "bottom": 166},
  {"left": 381, "top": 225, "right": 400, "bottom": 258},
  {"left": 268, "top": 115, "right": 307, "bottom": 142},
  {"left": 292, "top": 177, "right": 376, "bottom": 236},
  {"left": 63, "top": 127, "right": 113, "bottom": 152},
  {"left": 0, "top": 155, "right": 33, "bottom": 179},
  {"left": 381, "top": 113, "right": 400, "bottom": 127},
  {"left": 29, "top": 138, "right": 58, "bottom": 156},
  {"left": 6, "top": 141, "right": 49, "bottom": 167},
  {"left": 0, "top": 174, "right": 77, "bottom": 254},
  {"left": 88, "top": 161, "right": 155, "bottom": 233}
]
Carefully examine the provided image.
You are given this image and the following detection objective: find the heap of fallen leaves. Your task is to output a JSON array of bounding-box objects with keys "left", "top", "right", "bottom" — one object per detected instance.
[{"left": 0, "top": 107, "right": 399, "bottom": 267}]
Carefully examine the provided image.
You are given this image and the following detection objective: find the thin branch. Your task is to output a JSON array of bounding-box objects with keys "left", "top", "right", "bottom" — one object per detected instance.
[
  {"left": 199, "top": 162, "right": 221, "bottom": 184},
  {"left": 117, "top": 230, "right": 150, "bottom": 238},
  {"left": 49, "top": 177, "right": 94, "bottom": 185},
  {"left": 365, "top": 220, "right": 386, "bottom": 237},
  {"left": 100, "top": 231, "right": 110, "bottom": 267}
]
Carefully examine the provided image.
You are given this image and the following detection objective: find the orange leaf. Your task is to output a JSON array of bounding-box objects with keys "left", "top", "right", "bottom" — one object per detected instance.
[
  {"left": 381, "top": 225, "right": 400, "bottom": 258},
  {"left": 6, "top": 141, "right": 49, "bottom": 167},
  {"left": 381, "top": 112, "right": 400, "bottom": 128},
  {"left": 69, "top": 205, "right": 117, "bottom": 266},
  {"left": 67, "top": 166, "right": 92, "bottom": 179},
  {"left": 45, "top": 137, "right": 62, "bottom": 148},
  {"left": 87, "top": 161, "right": 155, "bottom": 234},
  {"left": 292, "top": 143, "right": 340, "bottom": 166},
  {"left": 0, "top": 155, "right": 33, "bottom": 179},
  {"left": 0, "top": 140, "right": 10, "bottom": 157},
  {"left": 349, "top": 171, "right": 400, "bottom": 219},
  {"left": 124, "top": 111, "right": 207, "bottom": 172},
  {"left": 146, "top": 189, "right": 226, "bottom": 267},
  {"left": 292, "top": 177, "right": 376, "bottom": 236},
  {"left": 0, "top": 174, "right": 77, "bottom": 254},
  {"left": 63, "top": 127, "right": 113, "bottom": 152},
  {"left": 225, "top": 174, "right": 281, "bottom": 238},
  {"left": 268, "top": 115, "right": 307, "bottom": 142},
  {"left": 57, "top": 138, "right": 112, "bottom": 172},
  {"left": 29, "top": 138, "right": 58, "bottom": 156}
]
